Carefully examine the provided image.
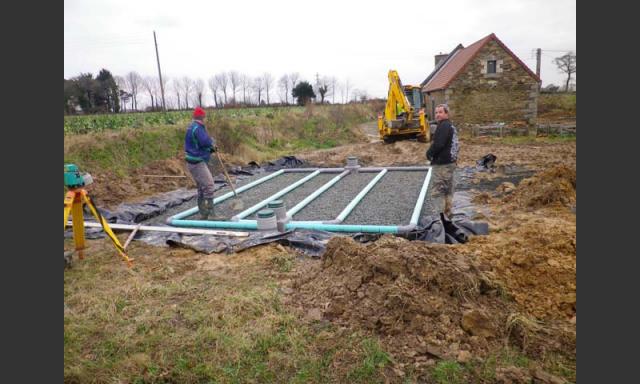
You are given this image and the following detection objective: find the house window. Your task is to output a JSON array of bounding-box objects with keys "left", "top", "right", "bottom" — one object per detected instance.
[{"left": 487, "top": 60, "right": 497, "bottom": 74}]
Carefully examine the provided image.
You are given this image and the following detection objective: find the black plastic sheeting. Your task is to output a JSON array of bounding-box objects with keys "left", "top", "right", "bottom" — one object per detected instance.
[
  {"left": 476, "top": 153, "right": 497, "bottom": 172},
  {"left": 65, "top": 155, "right": 490, "bottom": 255},
  {"left": 351, "top": 214, "right": 489, "bottom": 245},
  {"left": 405, "top": 213, "right": 489, "bottom": 244}
]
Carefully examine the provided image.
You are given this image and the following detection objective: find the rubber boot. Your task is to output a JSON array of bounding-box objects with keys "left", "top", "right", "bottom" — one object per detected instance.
[
  {"left": 205, "top": 198, "right": 218, "bottom": 220},
  {"left": 198, "top": 197, "right": 209, "bottom": 220}
]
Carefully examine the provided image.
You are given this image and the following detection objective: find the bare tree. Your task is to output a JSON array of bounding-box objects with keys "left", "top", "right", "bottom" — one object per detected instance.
[
  {"left": 338, "top": 81, "right": 346, "bottom": 104},
  {"left": 344, "top": 78, "right": 351, "bottom": 104},
  {"left": 114, "top": 75, "right": 128, "bottom": 111},
  {"left": 330, "top": 76, "right": 337, "bottom": 103},
  {"left": 170, "top": 79, "right": 181, "bottom": 110},
  {"left": 208, "top": 76, "right": 220, "bottom": 107},
  {"left": 194, "top": 78, "right": 205, "bottom": 107},
  {"left": 314, "top": 73, "right": 330, "bottom": 104},
  {"left": 151, "top": 77, "right": 163, "bottom": 110},
  {"left": 228, "top": 71, "right": 240, "bottom": 104},
  {"left": 358, "top": 90, "right": 369, "bottom": 103},
  {"left": 253, "top": 76, "right": 264, "bottom": 105},
  {"left": 126, "top": 71, "right": 142, "bottom": 110},
  {"left": 288, "top": 72, "right": 300, "bottom": 99},
  {"left": 179, "top": 76, "right": 194, "bottom": 109},
  {"left": 262, "top": 72, "right": 274, "bottom": 105},
  {"left": 350, "top": 89, "right": 360, "bottom": 103},
  {"left": 278, "top": 74, "right": 290, "bottom": 104},
  {"left": 214, "top": 72, "right": 228, "bottom": 105},
  {"left": 553, "top": 51, "right": 576, "bottom": 92},
  {"left": 142, "top": 76, "right": 156, "bottom": 110},
  {"left": 240, "top": 73, "right": 251, "bottom": 104}
]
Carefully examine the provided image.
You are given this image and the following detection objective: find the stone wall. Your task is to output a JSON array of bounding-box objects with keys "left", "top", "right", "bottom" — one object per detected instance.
[
  {"left": 423, "top": 39, "right": 540, "bottom": 126},
  {"left": 423, "top": 90, "right": 446, "bottom": 120}
]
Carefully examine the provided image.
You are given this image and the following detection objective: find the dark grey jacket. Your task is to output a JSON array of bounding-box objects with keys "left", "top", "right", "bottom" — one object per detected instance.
[{"left": 426, "top": 119, "right": 459, "bottom": 165}]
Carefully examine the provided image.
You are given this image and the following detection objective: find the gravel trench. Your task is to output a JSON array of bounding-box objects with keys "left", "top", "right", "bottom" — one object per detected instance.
[
  {"left": 343, "top": 171, "right": 429, "bottom": 226},
  {"left": 183, "top": 172, "right": 308, "bottom": 220},
  {"left": 293, "top": 171, "right": 377, "bottom": 221}
]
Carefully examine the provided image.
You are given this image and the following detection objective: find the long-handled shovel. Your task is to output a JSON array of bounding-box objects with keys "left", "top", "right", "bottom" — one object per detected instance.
[{"left": 215, "top": 150, "right": 244, "bottom": 211}]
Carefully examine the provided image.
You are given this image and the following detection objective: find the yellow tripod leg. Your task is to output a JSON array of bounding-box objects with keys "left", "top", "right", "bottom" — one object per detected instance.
[
  {"left": 81, "top": 191, "right": 133, "bottom": 267},
  {"left": 70, "top": 192, "right": 86, "bottom": 259},
  {"left": 64, "top": 191, "right": 74, "bottom": 231}
]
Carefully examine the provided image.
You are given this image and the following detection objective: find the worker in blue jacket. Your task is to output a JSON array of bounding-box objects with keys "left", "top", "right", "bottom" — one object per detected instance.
[{"left": 185, "top": 106, "right": 217, "bottom": 219}]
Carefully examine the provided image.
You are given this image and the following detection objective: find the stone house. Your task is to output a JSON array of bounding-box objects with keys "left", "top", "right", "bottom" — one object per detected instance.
[{"left": 421, "top": 33, "right": 541, "bottom": 126}]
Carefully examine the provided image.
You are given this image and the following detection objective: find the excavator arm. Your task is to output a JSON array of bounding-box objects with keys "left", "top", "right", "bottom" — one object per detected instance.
[
  {"left": 378, "top": 69, "right": 429, "bottom": 143},
  {"left": 384, "top": 70, "right": 415, "bottom": 122}
]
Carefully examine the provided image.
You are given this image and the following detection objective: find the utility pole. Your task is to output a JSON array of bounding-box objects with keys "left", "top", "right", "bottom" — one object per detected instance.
[
  {"left": 154, "top": 31, "right": 166, "bottom": 111},
  {"left": 536, "top": 48, "right": 542, "bottom": 91}
]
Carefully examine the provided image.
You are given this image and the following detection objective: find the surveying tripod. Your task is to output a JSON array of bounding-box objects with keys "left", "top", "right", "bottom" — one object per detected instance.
[{"left": 63, "top": 164, "right": 133, "bottom": 267}]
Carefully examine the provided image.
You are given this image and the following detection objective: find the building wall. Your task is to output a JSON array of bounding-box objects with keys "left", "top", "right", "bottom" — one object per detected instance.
[
  {"left": 423, "top": 90, "right": 446, "bottom": 121},
  {"left": 424, "top": 39, "right": 540, "bottom": 126}
]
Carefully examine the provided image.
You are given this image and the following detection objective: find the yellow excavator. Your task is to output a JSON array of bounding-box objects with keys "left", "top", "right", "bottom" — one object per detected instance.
[{"left": 378, "top": 70, "right": 430, "bottom": 143}]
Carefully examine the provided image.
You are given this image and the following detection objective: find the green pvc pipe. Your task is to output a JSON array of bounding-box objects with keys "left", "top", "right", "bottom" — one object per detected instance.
[
  {"left": 170, "top": 218, "right": 400, "bottom": 233},
  {"left": 286, "top": 222, "right": 399, "bottom": 233}
]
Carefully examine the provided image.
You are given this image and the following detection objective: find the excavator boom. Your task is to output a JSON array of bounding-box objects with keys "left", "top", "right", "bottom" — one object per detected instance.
[{"left": 378, "top": 70, "right": 430, "bottom": 143}]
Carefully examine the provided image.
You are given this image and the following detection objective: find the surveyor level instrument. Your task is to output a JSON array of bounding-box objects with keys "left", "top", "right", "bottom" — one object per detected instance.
[{"left": 63, "top": 164, "right": 133, "bottom": 267}]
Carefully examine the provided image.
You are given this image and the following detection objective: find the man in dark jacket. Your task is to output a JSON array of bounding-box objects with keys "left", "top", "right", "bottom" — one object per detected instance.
[
  {"left": 426, "top": 104, "right": 459, "bottom": 217},
  {"left": 185, "top": 106, "right": 218, "bottom": 219}
]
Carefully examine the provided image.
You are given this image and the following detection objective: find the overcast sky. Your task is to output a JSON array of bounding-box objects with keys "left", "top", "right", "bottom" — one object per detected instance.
[{"left": 65, "top": 0, "right": 576, "bottom": 105}]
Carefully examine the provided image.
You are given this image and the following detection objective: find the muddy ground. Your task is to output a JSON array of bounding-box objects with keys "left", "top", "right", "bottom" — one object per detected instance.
[{"left": 66, "top": 122, "right": 576, "bottom": 382}]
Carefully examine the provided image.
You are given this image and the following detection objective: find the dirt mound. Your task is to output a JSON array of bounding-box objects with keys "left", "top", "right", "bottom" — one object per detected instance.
[
  {"left": 88, "top": 158, "right": 194, "bottom": 208},
  {"left": 292, "top": 236, "right": 532, "bottom": 365},
  {"left": 505, "top": 165, "right": 576, "bottom": 208},
  {"left": 461, "top": 218, "right": 576, "bottom": 322}
]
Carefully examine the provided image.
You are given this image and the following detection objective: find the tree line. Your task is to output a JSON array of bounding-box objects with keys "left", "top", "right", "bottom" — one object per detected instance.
[{"left": 64, "top": 70, "right": 371, "bottom": 114}]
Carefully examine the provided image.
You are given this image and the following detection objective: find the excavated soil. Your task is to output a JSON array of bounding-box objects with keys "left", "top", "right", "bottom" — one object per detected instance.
[
  {"left": 504, "top": 164, "right": 576, "bottom": 209},
  {"left": 288, "top": 235, "right": 574, "bottom": 376},
  {"left": 87, "top": 158, "right": 195, "bottom": 208},
  {"left": 297, "top": 138, "right": 576, "bottom": 172}
]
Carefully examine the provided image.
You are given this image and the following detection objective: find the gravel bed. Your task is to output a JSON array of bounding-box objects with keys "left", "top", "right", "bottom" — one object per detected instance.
[
  {"left": 183, "top": 172, "right": 309, "bottom": 220},
  {"left": 344, "top": 171, "right": 429, "bottom": 226},
  {"left": 141, "top": 172, "right": 276, "bottom": 225},
  {"left": 146, "top": 164, "right": 532, "bottom": 229},
  {"left": 245, "top": 172, "right": 337, "bottom": 220},
  {"left": 293, "top": 171, "right": 377, "bottom": 221}
]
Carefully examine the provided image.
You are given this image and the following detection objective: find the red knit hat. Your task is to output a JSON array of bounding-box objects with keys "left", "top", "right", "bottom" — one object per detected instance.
[{"left": 193, "top": 106, "right": 206, "bottom": 118}]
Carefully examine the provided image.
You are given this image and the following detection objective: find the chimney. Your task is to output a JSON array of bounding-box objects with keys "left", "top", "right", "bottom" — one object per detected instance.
[{"left": 435, "top": 53, "right": 448, "bottom": 67}]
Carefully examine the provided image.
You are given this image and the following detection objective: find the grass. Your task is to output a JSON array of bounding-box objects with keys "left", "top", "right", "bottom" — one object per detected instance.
[
  {"left": 424, "top": 346, "right": 575, "bottom": 384},
  {"left": 499, "top": 134, "right": 576, "bottom": 145},
  {"left": 346, "top": 338, "right": 393, "bottom": 383},
  {"left": 64, "top": 240, "right": 393, "bottom": 383},
  {"left": 538, "top": 93, "right": 576, "bottom": 117},
  {"left": 432, "top": 361, "right": 465, "bottom": 384},
  {"left": 462, "top": 134, "right": 576, "bottom": 146},
  {"left": 64, "top": 103, "right": 375, "bottom": 177},
  {"left": 64, "top": 124, "right": 185, "bottom": 176}
]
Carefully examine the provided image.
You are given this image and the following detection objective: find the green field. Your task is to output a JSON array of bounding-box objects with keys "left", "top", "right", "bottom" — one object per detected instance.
[{"left": 64, "top": 107, "right": 316, "bottom": 135}]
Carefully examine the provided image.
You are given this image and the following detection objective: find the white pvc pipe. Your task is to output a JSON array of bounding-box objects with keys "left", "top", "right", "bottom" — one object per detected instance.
[
  {"left": 334, "top": 169, "right": 387, "bottom": 223},
  {"left": 409, "top": 167, "right": 433, "bottom": 225},
  {"left": 287, "top": 170, "right": 350, "bottom": 217},
  {"left": 70, "top": 221, "right": 250, "bottom": 237}
]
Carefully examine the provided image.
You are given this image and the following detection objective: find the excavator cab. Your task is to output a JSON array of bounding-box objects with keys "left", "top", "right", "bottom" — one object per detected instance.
[{"left": 378, "top": 70, "right": 430, "bottom": 143}]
